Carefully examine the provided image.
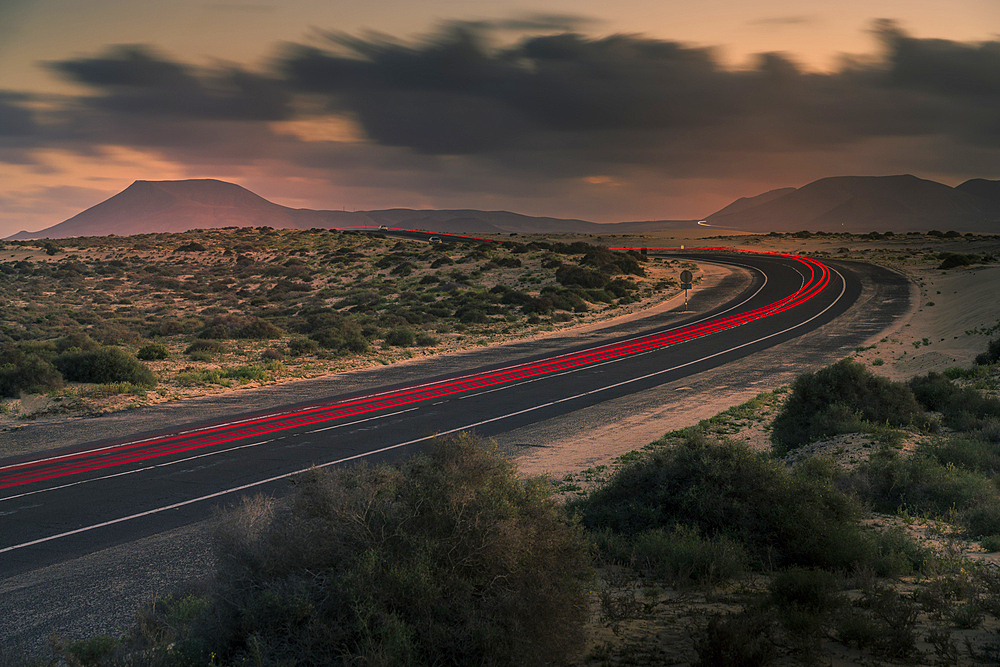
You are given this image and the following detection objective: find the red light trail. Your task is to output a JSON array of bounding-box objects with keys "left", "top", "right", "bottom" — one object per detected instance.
[{"left": 0, "top": 248, "right": 834, "bottom": 491}]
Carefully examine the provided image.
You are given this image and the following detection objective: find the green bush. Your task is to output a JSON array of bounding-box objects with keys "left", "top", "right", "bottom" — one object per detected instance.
[
  {"left": 0, "top": 343, "right": 63, "bottom": 397},
  {"left": 693, "top": 611, "right": 776, "bottom": 667},
  {"left": 55, "top": 331, "right": 100, "bottom": 353},
  {"left": 573, "top": 434, "right": 878, "bottom": 570},
  {"left": 771, "top": 359, "right": 922, "bottom": 453},
  {"left": 136, "top": 343, "right": 170, "bottom": 360},
  {"left": 232, "top": 317, "right": 284, "bottom": 339},
  {"left": 183, "top": 434, "right": 590, "bottom": 667},
  {"left": 857, "top": 449, "right": 995, "bottom": 519},
  {"left": 56, "top": 347, "right": 157, "bottom": 387},
  {"left": 287, "top": 337, "right": 319, "bottom": 356},
  {"left": 938, "top": 253, "right": 974, "bottom": 270},
  {"left": 910, "top": 372, "right": 1000, "bottom": 431},
  {"left": 929, "top": 435, "right": 1000, "bottom": 472},
  {"left": 980, "top": 535, "right": 1000, "bottom": 552},
  {"left": 384, "top": 327, "right": 416, "bottom": 347},
  {"left": 976, "top": 338, "right": 1000, "bottom": 366},
  {"left": 415, "top": 332, "right": 439, "bottom": 347}
]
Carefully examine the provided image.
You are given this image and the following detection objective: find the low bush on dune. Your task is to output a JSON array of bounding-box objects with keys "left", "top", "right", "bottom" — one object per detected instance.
[
  {"left": 909, "top": 371, "right": 1000, "bottom": 430},
  {"left": 55, "top": 346, "right": 157, "bottom": 387},
  {"left": 770, "top": 358, "right": 922, "bottom": 454},
  {"left": 0, "top": 342, "right": 63, "bottom": 397},
  {"left": 976, "top": 337, "right": 1000, "bottom": 366},
  {"left": 146, "top": 434, "right": 591, "bottom": 667},
  {"left": 572, "top": 433, "right": 926, "bottom": 575}
]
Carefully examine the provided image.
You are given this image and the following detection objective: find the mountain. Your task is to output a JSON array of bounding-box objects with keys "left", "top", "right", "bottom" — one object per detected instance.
[
  {"left": 707, "top": 187, "right": 796, "bottom": 219},
  {"left": 956, "top": 179, "right": 1000, "bottom": 206},
  {"left": 6, "top": 179, "right": 692, "bottom": 240},
  {"left": 7, "top": 179, "right": 366, "bottom": 239},
  {"left": 10, "top": 174, "right": 1000, "bottom": 240},
  {"left": 706, "top": 175, "right": 1000, "bottom": 233}
]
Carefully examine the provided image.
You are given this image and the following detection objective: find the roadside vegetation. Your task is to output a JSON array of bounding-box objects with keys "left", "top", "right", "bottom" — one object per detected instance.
[
  {"left": 10, "top": 337, "right": 1000, "bottom": 667},
  {"left": 1, "top": 229, "right": 667, "bottom": 422}
]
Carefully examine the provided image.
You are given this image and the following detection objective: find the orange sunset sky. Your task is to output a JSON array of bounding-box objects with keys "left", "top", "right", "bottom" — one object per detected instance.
[{"left": 1, "top": 0, "right": 998, "bottom": 237}]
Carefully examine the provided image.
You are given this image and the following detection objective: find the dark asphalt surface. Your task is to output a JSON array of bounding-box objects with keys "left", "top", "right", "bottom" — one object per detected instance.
[{"left": 0, "top": 252, "right": 913, "bottom": 649}]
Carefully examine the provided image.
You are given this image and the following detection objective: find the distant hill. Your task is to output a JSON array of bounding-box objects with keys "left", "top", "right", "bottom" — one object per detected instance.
[
  {"left": 956, "top": 178, "right": 1000, "bottom": 206},
  {"left": 706, "top": 175, "right": 1000, "bottom": 233},
  {"left": 8, "top": 174, "right": 1000, "bottom": 240},
  {"left": 6, "top": 179, "right": 692, "bottom": 240},
  {"left": 707, "top": 187, "right": 796, "bottom": 219}
]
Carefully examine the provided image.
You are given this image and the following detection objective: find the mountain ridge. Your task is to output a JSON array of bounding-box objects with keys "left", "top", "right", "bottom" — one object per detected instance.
[{"left": 8, "top": 175, "right": 1000, "bottom": 240}]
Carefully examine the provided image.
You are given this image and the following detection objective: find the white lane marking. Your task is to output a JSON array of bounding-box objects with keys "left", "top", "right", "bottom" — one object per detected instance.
[
  {"left": 0, "top": 258, "right": 766, "bottom": 474},
  {"left": 1, "top": 409, "right": 419, "bottom": 504},
  {"left": 0, "top": 268, "right": 845, "bottom": 555}
]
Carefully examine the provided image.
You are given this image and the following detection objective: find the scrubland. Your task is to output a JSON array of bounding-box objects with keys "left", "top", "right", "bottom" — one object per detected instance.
[
  {"left": 0, "top": 229, "right": 669, "bottom": 427},
  {"left": 5, "top": 228, "right": 1000, "bottom": 666}
]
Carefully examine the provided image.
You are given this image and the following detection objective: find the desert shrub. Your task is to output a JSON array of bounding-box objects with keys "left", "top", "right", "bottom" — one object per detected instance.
[
  {"left": 383, "top": 327, "right": 416, "bottom": 347},
  {"left": 56, "top": 347, "right": 157, "bottom": 387},
  {"left": 871, "top": 526, "right": 933, "bottom": 575},
  {"left": 857, "top": 449, "right": 995, "bottom": 519},
  {"left": 91, "top": 320, "right": 141, "bottom": 345},
  {"left": 938, "top": 253, "right": 974, "bottom": 270},
  {"left": 693, "top": 610, "right": 776, "bottom": 667},
  {"left": 183, "top": 435, "right": 590, "bottom": 667},
  {"left": 287, "top": 337, "right": 319, "bottom": 356},
  {"left": 555, "top": 264, "right": 609, "bottom": 289},
  {"left": 964, "top": 501, "right": 1000, "bottom": 536},
  {"left": 185, "top": 339, "right": 226, "bottom": 357},
  {"left": 136, "top": 343, "right": 170, "bottom": 360},
  {"left": 415, "top": 332, "right": 438, "bottom": 347},
  {"left": 574, "top": 434, "right": 881, "bottom": 570},
  {"left": 580, "top": 248, "right": 646, "bottom": 276},
  {"left": 232, "top": 317, "right": 283, "bottom": 339},
  {"left": 594, "top": 524, "right": 747, "bottom": 585},
  {"left": 0, "top": 343, "right": 63, "bottom": 397},
  {"left": 976, "top": 338, "right": 1000, "bottom": 365},
  {"left": 311, "top": 325, "right": 369, "bottom": 353},
  {"left": 835, "top": 585, "right": 920, "bottom": 661},
  {"left": 981, "top": 535, "right": 1000, "bottom": 552},
  {"left": 295, "top": 312, "right": 369, "bottom": 353},
  {"left": 459, "top": 308, "right": 489, "bottom": 324},
  {"left": 55, "top": 331, "right": 100, "bottom": 353},
  {"left": 771, "top": 359, "right": 922, "bottom": 453},
  {"left": 260, "top": 348, "right": 284, "bottom": 361},
  {"left": 910, "top": 372, "right": 1000, "bottom": 430},
  {"left": 769, "top": 568, "right": 845, "bottom": 614},
  {"left": 199, "top": 315, "right": 283, "bottom": 340},
  {"left": 929, "top": 435, "right": 1000, "bottom": 472}
]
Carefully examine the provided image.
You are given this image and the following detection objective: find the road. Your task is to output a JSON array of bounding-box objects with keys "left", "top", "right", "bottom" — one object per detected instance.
[{"left": 0, "top": 249, "right": 912, "bottom": 646}]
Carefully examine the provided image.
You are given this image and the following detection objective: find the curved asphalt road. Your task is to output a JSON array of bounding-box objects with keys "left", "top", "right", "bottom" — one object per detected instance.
[{"left": 0, "top": 249, "right": 912, "bottom": 646}]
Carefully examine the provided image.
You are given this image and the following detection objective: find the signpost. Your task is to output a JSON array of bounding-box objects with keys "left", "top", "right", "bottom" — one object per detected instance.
[{"left": 680, "top": 269, "right": 693, "bottom": 311}]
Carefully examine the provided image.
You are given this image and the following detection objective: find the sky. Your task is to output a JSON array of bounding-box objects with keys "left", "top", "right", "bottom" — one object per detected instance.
[{"left": 1, "top": 1, "right": 999, "bottom": 237}]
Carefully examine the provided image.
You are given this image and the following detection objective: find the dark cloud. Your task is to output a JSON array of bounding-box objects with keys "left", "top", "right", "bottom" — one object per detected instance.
[
  {"left": 49, "top": 45, "right": 293, "bottom": 121},
  {"left": 276, "top": 22, "right": 1000, "bottom": 171},
  {"left": 3, "top": 20, "right": 1000, "bottom": 230},
  {"left": 0, "top": 92, "right": 36, "bottom": 136}
]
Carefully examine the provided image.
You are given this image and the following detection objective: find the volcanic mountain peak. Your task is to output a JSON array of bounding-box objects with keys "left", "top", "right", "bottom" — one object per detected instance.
[{"left": 128, "top": 179, "right": 282, "bottom": 210}]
